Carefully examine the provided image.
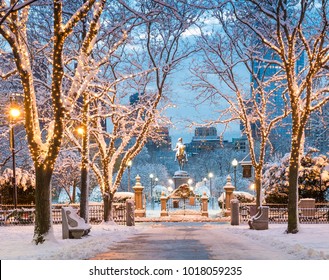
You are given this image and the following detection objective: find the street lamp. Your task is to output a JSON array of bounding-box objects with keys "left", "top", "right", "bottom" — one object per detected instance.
[
  {"left": 77, "top": 126, "right": 85, "bottom": 136},
  {"left": 127, "top": 160, "right": 132, "bottom": 192},
  {"left": 232, "top": 158, "right": 238, "bottom": 188},
  {"left": 208, "top": 172, "right": 214, "bottom": 209},
  {"left": 250, "top": 183, "right": 255, "bottom": 196},
  {"left": 149, "top": 173, "right": 154, "bottom": 199},
  {"left": 9, "top": 99, "right": 21, "bottom": 209}
]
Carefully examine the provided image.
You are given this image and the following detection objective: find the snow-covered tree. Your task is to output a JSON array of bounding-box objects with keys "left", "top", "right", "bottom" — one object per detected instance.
[
  {"left": 52, "top": 150, "right": 81, "bottom": 204},
  {"left": 63, "top": 1, "right": 202, "bottom": 223},
  {"left": 123, "top": 162, "right": 170, "bottom": 196},
  {"left": 0, "top": 0, "right": 38, "bottom": 26},
  {"left": 84, "top": 1, "right": 202, "bottom": 222},
  {"left": 0, "top": 0, "right": 118, "bottom": 244},
  {"left": 193, "top": 0, "right": 329, "bottom": 233},
  {"left": 264, "top": 149, "right": 329, "bottom": 203},
  {"left": 186, "top": 148, "right": 246, "bottom": 183},
  {"left": 228, "top": 0, "right": 329, "bottom": 234},
  {"left": 189, "top": 3, "right": 289, "bottom": 209}
]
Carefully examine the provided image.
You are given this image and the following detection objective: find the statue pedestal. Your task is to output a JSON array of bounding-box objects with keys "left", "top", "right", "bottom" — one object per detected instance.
[{"left": 173, "top": 170, "right": 190, "bottom": 189}]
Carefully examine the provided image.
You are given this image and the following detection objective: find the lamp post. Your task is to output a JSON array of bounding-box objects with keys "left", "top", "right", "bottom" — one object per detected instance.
[
  {"left": 127, "top": 160, "right": 132, "bottom": 192},
  {"left": 9, "top": 99, "right": 21, "bottom": 209},
  {"left": 154, "top": 177, "right": 159, "bottom": 207},
  {"left": 77, "top": 125, "right": 90, "bottom": 221},
  {"left": 149, "top": 173, "right": 154, "bottom": 203},
  {"left": 208, "top": 172, "right": 214, "bottom": 209},
  {"left": 232, "top": 158, "right": 238, "bottom": 188},
  {"left": 208, "top": 172, "right": 214, "bottom": 196}
]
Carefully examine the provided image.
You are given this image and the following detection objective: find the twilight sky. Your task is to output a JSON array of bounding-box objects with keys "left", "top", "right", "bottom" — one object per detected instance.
[{"left": 166, "top": 59, "right": 242, "bottom": 145}]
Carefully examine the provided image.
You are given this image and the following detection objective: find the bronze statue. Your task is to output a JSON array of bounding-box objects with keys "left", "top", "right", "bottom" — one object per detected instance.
[{"left": 174, "top": 137, "right": 188, "bottom": 170}]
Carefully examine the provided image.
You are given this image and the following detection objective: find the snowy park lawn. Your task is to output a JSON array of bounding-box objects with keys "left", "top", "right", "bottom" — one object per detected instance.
[{"left": 0, "top": 222, "right": 329, "bottom": 260}]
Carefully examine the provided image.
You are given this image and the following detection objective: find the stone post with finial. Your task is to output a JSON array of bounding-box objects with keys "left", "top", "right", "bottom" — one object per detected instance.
[
  {"left": 160, "top": 191, "right": 168, "bottom": 217},
  {"left": 223, "top": 175, "right": 235, "bottom": 217},
  {"left": 133, "top": 175, "right": 145, "bottom": 217},
  {"left": 201, "top": 192, "right": 209, "bottom": 217}
]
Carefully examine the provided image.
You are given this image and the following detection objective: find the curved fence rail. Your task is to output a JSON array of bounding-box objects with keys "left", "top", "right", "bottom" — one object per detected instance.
[{"left": 0, "top": 203, "right": 126, "bottom": 226}]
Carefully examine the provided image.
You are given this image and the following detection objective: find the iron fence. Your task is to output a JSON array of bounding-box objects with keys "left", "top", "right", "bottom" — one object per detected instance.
[
  {"left": 0, "top": 203, "right": 127, "bottom": 226},
  {"left": 239, "top": 203, "right": 329, "bottom": 224},
  {"left": 166, "top": 196, "right": 202, "bottom": 215}
]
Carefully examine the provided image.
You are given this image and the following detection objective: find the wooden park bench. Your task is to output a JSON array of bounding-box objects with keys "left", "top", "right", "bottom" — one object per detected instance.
[
  {"left": 248, "top": 206, "right": 269, "bottom": 230},
  {"left": 61, "top": 206, "right": 91, "bottom": 239}
]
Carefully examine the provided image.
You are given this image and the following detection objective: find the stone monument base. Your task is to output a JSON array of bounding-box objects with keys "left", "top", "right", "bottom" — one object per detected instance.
[{"left": 173, "top": 170, "right": 190, "bottom": 189}]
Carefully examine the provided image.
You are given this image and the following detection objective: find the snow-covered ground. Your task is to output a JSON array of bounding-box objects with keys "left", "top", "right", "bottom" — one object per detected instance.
[
  {"left": 1, "top": 217, "right": 329, "bottom": 280},
  {"left": 1, "top": 220, "right": 329, "bottom": 260}
]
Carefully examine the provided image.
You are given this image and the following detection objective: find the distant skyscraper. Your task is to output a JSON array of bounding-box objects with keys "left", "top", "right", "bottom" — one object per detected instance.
[
  {"left": 305, "top": 102, "right": 329, "bottom": 153},
  {"left": 249, "top": 50, "right": 304, "bottom": 153}
]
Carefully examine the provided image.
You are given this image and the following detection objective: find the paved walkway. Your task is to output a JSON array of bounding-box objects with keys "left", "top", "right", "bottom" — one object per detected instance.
[{"left": 89, "top": 222, "right": 299, "bottom": 260}]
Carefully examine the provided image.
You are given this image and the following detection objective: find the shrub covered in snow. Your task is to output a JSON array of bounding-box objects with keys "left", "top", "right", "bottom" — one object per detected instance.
[
  {"left": 0, "top": 168, "right": 35, "bottom": 204},
  {"left": 218, "top": 191, "right": 255, "bottom": 208},
  {"left": 263, "top": 149, "right": 329, "bottom": 203},
  {"left": 89, "top": 186, "right": 134, "bottom": 203}
]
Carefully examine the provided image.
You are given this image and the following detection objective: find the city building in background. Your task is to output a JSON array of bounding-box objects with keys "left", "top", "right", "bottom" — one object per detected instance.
[
  {"left": 185, "top": 127, "right": 223, "bottom": 155},
  {"left": 305, "top": 102, "right": 329, "bottom": 154}
]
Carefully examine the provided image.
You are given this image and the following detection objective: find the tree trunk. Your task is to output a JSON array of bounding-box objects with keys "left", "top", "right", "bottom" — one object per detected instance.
[
  {"left": 287, "top": 140, "right": 300, "bottom": 233},
  {"left": 79, "top": 91, "right": 90, "bottom": 223},
  {"left": 33, "top": 164, "right": 53, "bottom": 244},
  {"left": 103, "top": 192, "right": 115, "bottom": 222},
  {"left": 254, "top": 167, "right": 262, "bottom": 208},
  {"left": 72, "top": 183, "right": 76, "bottom": 203},
  {"left": 80, "top": 166, "right": 89, "bottom": 222}
]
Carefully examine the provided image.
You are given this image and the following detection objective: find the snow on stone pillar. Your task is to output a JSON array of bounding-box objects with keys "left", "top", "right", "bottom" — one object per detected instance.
[
  {"left": 201, "top": 192, "right": 209, "bottom": 217},
  {"left": 224, "top": 175, "right": 235, "bottom": 217},
  {"left": 133, "top": 175, "right": 145, "bottom": 217},
  {"left": 230, "top": 199, "right": 240, "bottom": 226},
  {"left": 160, "top": 191, "right": 168, "bottom": 217},
  {"left": 126, "top": 199, "right": 135, "bottom": 226}
]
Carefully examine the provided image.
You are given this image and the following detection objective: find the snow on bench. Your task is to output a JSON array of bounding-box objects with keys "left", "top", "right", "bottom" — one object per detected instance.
[{"left": 61, "top": 206, "right": 91, "bottom": 239}]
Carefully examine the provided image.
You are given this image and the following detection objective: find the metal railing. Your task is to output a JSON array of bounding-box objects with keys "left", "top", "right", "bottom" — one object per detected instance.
[
  {"left": 166, "top": 196, "right": 202, "bottom": 215},
  {"left": 239, "top": 203, "right": 329, "bottom": 224},
  {"left": 0, "top": 203, "right": 127, "bottom": 226}
]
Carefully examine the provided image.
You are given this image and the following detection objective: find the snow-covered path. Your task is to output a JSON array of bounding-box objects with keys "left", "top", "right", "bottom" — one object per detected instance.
[
  {"left": 1, "top": 221, "right": 329, "bottom": 260},
  {"left": 2, "top": 221, "right": 329, "bottom": 280},
  {"left": 90, "top": 222, "right": 299, "bottom": 260}
]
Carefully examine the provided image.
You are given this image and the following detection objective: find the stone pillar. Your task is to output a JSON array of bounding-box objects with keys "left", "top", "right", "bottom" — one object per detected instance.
[
  {"left": 223, "top": 175, "right": 235, "bottom": 217},
  {"left": 201, "top": 192, "right": 208, "bottom": 217},
  {"left": 230, "top": 199, "right": 239, "bottom": 225},
  {"left": 126, "top": 199, "right": 135, "bottom": 226},
  {"left": 160, "top": 192, "right": 168, "bottom": 217},
  {"left": 133, "top": 175, "right": 145, "bottom": 217}
]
